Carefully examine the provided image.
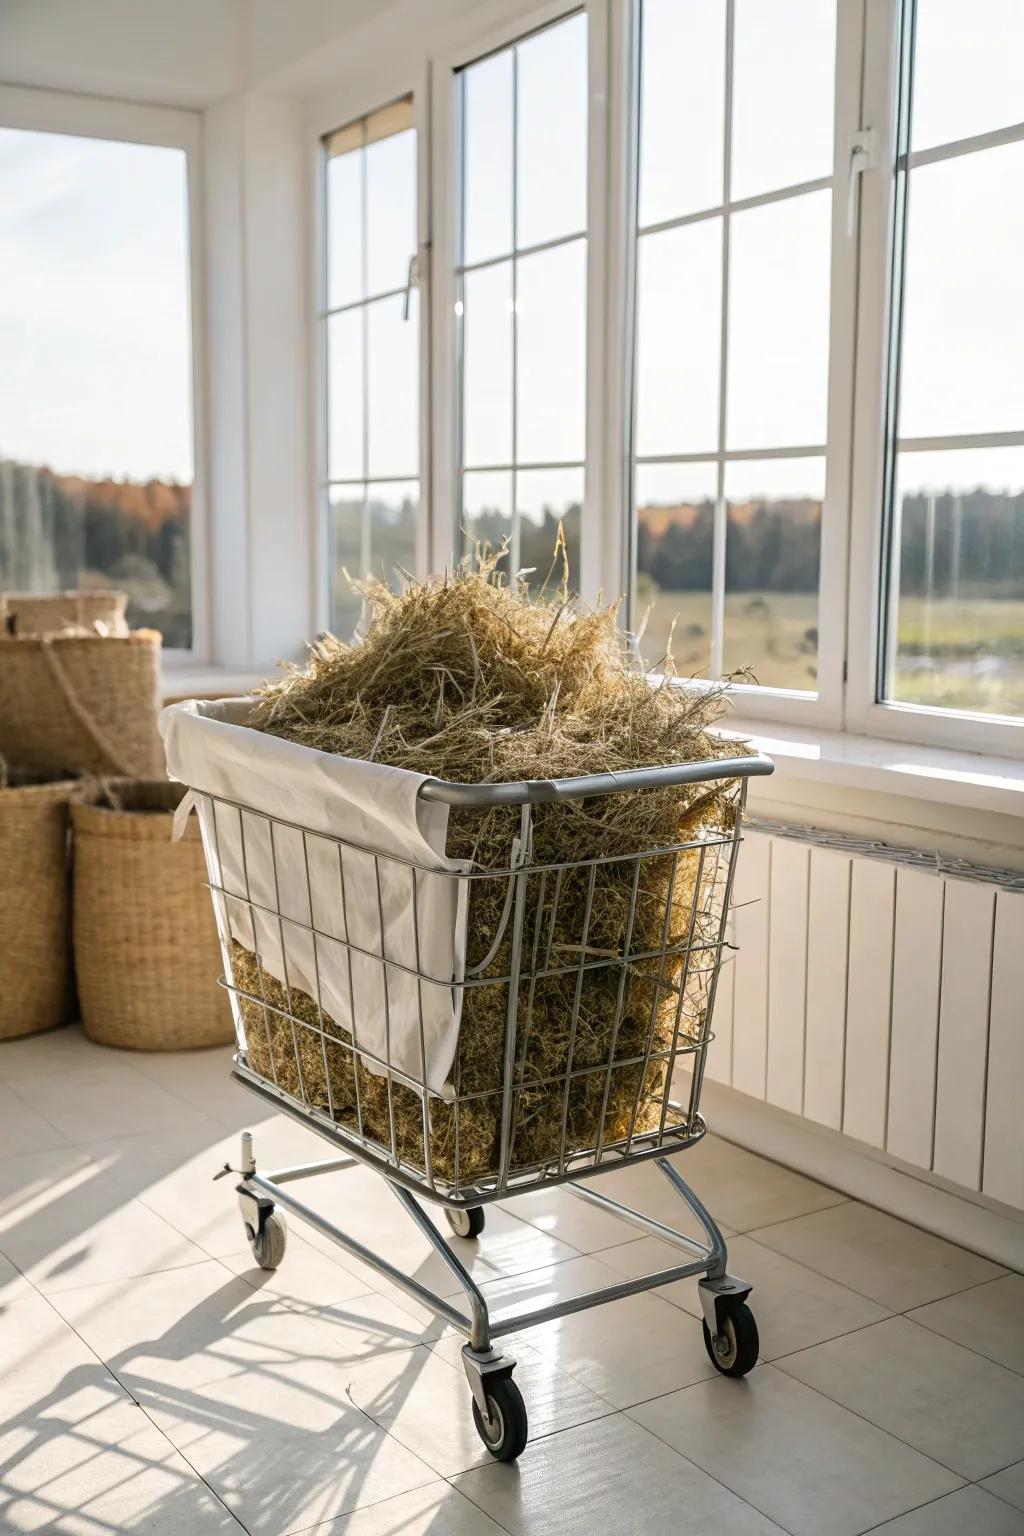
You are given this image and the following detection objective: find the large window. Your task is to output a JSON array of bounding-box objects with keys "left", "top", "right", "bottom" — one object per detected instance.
[
  {"left": 880, "top": 0, "right": 1024, "bottom": 722},
  {"left": 310, "top": 0, "right": 1022, "bottom": 756},
  {"left": 0, "top": 127, "right": 195, "bottom": 647},
  {"left": 455, "top": 12, "right": 588, "bottom": 586},
  {"left": 322, "top": 97, "right": 420, "bottom": 636},
  {"left": 631, "top": 0, "right": 838, "bottom": 689}
]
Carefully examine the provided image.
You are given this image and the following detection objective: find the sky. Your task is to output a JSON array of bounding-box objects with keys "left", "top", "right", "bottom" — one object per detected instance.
[{"left": 0, "top": 127, "right": 193, "bottom": 483}]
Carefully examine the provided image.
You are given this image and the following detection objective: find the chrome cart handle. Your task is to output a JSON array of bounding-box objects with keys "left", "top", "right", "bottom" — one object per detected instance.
[{"left": 417, "top": 754, "right": 774, "bottom": 808}]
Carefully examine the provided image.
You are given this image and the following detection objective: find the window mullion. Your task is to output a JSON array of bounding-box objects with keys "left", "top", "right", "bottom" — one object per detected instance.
[{"left": 710, "top": 0, "right": 735, "bottom": 684}]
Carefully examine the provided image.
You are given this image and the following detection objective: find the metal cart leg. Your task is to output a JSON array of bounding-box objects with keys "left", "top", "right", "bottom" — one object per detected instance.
[
  {"left": 388, "top": 1185, "right": 527, "bottom": 1459},
  {"left": 230, "top": 1131, "right": 529, "bottom": 1458},
  {"left": 227, "top": 1130, "right": 755, "bottom": 1459},
  {"left": 565, "top": 1155, "right": 759, "bottom": 1376}
]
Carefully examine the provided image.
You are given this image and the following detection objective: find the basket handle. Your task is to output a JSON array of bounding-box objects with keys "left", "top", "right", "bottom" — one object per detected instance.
[
  {"left": 38, "top": 638, "right": 133, "bottom": 776},
  {"left": 418, "top": 754, "right": 774, "bottom": 809}
]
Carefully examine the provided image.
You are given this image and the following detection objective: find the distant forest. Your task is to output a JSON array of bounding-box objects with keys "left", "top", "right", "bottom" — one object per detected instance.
[
  {"left": 0, "top": 460, "right": 191, "bottom": 647},
  {"left": 2, "top": 461, "right": 1021, "bottom": 655},
  {"left": 637, "top": 488, "right": 1024, "bottom": 599}
]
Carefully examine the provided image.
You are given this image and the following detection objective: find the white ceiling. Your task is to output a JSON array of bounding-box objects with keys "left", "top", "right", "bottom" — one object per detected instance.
[{"left": 0, "top": 0, "right": 410, "bottom": 109}]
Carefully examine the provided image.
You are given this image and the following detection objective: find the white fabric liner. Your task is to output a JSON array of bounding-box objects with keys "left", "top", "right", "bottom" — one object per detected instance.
[{"left": 159, "top": 698, "right": 471, "bottom": 1097}]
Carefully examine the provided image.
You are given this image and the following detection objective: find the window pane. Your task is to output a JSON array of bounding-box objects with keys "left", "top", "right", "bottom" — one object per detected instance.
[
  {"left": 517, "top": 467, "right": 584, "bottom": 593},
  {"left": 639, "top": 0, "right": 725, "bottom": 227},
  {"left": 326, "top": 140, "right": 362, "bottom": 310},
  {"left": 516, "top": 240, "right": 587, "bottom": 464},
  {"left": 327, "top": 308, "right": 364, "bottom": 480},
  {"left": 366, "top": 293, "right": 418, "bottom": 479},
  {"left": 635, "top": 220, "right": 722, "bottom": 457},
  {"left": 365, "top": 125, "right": 416, "bottom": 299},
  {"left": 462, "top": 50, "right": 513, "bottom": 265},
  {"left": 726, "top": 190, "right": 832, "bottom": 450},
  {"left": 330, "top": 487, "right": 365, "bottom": 637},
  {"left": 634, "top": 462, "right": 717, "bottom": 677},
  {"left": 731, "top": 0, "right": 837, "bottom": 202},
  {"left": 367, "top": 480, "right": 417, "bottom": 590},
  {"left": 0, "top": 129, "right": 193, "bottom": 647},
  {"left": 462, "top": 261, "right": 513, "bottom": 468},
  {"left": 911, "top": 0, "right": 1024, "bottom": 153},
  {"left": 897, "top": 143, "right": 1024, "bottom": 440},
  {"left": 723, "top": 457, "right": 823, "bottom": 691},
  {"left": 516, "top": 13, "right": 588, "bottom": 249},
  {"left": 886, "top": 449, "right": 1024, "bottom": 719},
  {"left": 462, "top": 470, "right": 513, "bottom": 564}
]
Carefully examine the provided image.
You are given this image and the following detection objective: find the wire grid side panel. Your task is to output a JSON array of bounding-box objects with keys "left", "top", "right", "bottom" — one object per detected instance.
[{"left": 198, "top": 785, "right": 741, "bottom": 1198}]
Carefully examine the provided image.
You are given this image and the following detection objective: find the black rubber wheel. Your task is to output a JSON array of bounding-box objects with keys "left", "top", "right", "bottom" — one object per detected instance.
[
  {"left": 249, "top": 1210, "right": 287, "bottom": 1270},
  {"left": 446, "top": 1206, "right": 485, "bottom": 1239},
  {"left": 702, "top": 1302, "right": 759, "bottom": 1377},
  {"left": 471, "top": 1376, "right": 528, "bottom": 1461}
]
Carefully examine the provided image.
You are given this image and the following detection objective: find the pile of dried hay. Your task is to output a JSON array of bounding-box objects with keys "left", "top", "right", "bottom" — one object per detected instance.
[{"left": 238, "top": 548, "right": 748, "bottom": 1185}]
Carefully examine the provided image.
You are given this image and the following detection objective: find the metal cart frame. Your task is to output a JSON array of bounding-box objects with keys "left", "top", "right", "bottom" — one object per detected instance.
[{"left": 202, "top": 753, "right": 773, "bottom": 1459}]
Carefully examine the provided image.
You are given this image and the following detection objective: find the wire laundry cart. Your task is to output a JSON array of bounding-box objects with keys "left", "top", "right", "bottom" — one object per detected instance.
[{"left": 196, "top": 751, "right": 773, "bottom": 1461}]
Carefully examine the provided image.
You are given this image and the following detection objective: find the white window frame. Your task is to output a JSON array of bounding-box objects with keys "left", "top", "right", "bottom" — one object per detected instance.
[
  {"left": 308, "top": 0, "right": 1023, "bottom": 761},
  {"left": 847, "top": 0, "right": 1024, "bottom": 758},
  {"left": 430, "top": 0, "right": 611, "bottom": 601},
  {"left": 0, "top": 84, "right": 209, "bottom": 665},
  {"left": 617, "top": 0, "right": 865, "bottom": 733},
  {"left": 309, "top": 64, "right": 432, "bottom": 637}
]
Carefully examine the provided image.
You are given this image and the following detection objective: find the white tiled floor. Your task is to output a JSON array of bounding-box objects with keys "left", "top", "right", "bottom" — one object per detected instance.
[{"left": 0, "top": 1028, "right": 1021, "bottom": 1536}]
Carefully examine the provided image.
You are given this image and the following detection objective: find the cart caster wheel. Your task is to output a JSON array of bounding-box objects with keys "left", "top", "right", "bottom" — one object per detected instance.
[
  {"left": 446, "top": 1206, "right": 485, "bottom": 1239},
  {"left": 471, "top": 1376, "right": 528, "bottom": 1461},
  {"left": 249, "top": 1210, "right": 287, "bottom": 1270},
  {"left": 702, "top": 1301, "right": 759, "bottom": 1377}
]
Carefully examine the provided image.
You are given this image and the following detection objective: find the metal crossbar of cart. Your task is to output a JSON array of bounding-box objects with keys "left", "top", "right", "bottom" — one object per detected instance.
[{"left": 197, "top": 752, "right": 773, "bottom": 1460}]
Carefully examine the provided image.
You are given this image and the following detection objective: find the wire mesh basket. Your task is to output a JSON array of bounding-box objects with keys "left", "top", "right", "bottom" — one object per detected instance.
[{"left": 195, "top": 754, "right": 769, "bottom": 1205}]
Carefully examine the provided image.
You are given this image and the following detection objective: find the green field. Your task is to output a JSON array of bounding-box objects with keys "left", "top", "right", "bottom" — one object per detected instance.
[{"left": 637, "top": 586, "right": 1024, "bottom": 716}]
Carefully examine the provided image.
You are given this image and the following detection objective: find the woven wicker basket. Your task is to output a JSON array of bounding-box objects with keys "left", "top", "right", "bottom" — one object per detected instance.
[
  {"left": 0, "top": 773, "right": 78, "bottom": 1040},
  {"left": 72, "top": 781, "right": 233, "bottom": 1050},
  {"left": 1, "top": 589, "right": 128, "bottom": 637},
  {"left": 0, "top": 630, "right": 164, "bottom": 777}
]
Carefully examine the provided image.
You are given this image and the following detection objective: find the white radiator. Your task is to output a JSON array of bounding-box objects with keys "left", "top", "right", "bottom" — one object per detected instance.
[{"left": 705, "top": 822, "right": 1024, "bottom": 1213}]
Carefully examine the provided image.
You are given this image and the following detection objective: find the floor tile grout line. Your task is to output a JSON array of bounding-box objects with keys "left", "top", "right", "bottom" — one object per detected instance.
[
  {"left": 856, "top": 1485, "right": 984, "bottom": 1534},
  {"left": 621, "top": 1381, "right": 807, "bottom": 1536},
  {"left": 37, "top": 1252, "right": 217, "bottom": 1300},
  {"left": 284, "top": 1476, "right": 490, "bottom": 1536},
  {"left": 438, "top": 1471, "right": 518, "bottom": 1536},
  {"left": 629, "top": 1362, "right": 973, "bottom": 1532},
  {"left": 734, "top": 1233, "right": 1009, "bottom": 1319},
  {"left": 583, "top": 1223, "right": 905, "bottom": 1320},
  {"left": 766, "top": 1346, "right": 988, "bottom": 1483},
  {"left": 446, "top": 1407, "right": 786, "bottom": 1536},
  {"left": 978, "top": 1469, "right": 1024, "bottom": 1515},
  {"left": 19, "top": 1282, "right": 253, "bottom": 1535}
]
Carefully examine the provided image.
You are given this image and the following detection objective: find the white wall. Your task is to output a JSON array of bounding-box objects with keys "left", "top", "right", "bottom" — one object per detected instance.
[
  {"left": 0, "top": 0, "right": 245, "bottom": 107},
  {"left": 202, "top": 93, "right": 313, "bottom": 672}
]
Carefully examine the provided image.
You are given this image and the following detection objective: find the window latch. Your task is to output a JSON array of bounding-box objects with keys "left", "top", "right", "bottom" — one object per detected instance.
[
  {"left": 402, "top": 252, "right": 419, "bottom": 321},
  {"left": 846, "top": 128, "right": 878, "bottom": 239}
]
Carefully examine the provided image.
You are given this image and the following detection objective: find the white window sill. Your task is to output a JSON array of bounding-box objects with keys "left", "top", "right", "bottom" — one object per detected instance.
[
  {"left": 720, "top": 719, "right": 1024, "bottom": 819},
  {"left": 161, "top": 665, "right": 270, "bottom": 703},
  {"left": 161, "top": 669, "right": 1024, "bottom": 818}
]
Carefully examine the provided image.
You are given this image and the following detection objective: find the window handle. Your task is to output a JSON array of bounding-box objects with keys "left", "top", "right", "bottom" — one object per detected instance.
[
  {"left": 847, "top": 128, "right": 878, "bottom": 239},
  {"left": 402, "top": 252, "right": 419, "bottom": 321}
]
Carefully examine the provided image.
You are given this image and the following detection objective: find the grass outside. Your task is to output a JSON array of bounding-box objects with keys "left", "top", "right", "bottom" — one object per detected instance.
[{"left": 637, "top": 587, "right": 1024, "bottom": 717}]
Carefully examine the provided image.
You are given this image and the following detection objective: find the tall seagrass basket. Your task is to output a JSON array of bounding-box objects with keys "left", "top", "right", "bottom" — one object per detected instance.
[
  {"left": 0, "top": 589, "right": 128, "bottom": 637},
  {"left": 72, "top": 781, "right": 233, "bottom": 1050},
  {"left": 0, "top": 773, "right": 78, "bottom": 1040},
  {"left": 0, "top": 630, "right": 164, "bottom": 777}
]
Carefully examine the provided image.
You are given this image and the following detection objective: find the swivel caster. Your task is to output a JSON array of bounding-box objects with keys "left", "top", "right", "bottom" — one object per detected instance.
[
  {"left": 445, "top": 1206, "right": 485, "bottom": 1238},
  {"left": 702, "top": 1300, "right": 759, "bottom": 1376},
  {"left": 471, "top": 1375, "right": 528, "bottom": 1461}
]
